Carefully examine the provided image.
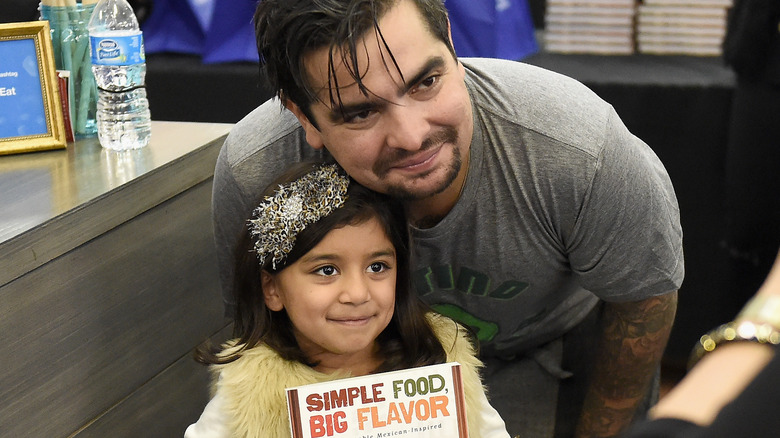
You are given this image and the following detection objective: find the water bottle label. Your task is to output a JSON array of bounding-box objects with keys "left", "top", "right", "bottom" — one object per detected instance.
[{"left": 90, "top": 34, "right": 145, "bottom": 66}]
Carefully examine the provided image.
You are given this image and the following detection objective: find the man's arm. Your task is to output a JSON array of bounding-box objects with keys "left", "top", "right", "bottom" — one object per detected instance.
[{"left": 575, "top": 291, "right": 678, "bottom": 438}]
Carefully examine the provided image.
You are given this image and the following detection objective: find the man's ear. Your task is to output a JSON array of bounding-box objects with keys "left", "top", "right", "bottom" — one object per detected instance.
[
  {"left": 284, "top": 101, "right": 326, "bottom": 150},
  {"left": 261, "top": 270, "right": 285, "bottom": 311}
]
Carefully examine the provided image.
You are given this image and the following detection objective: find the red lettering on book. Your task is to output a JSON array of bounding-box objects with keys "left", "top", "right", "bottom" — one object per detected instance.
[{"left": 310, "top": 411, "right": 347, "bottom": 437}]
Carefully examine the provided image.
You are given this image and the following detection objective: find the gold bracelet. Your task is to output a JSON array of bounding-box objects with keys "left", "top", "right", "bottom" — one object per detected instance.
[{"left": 688, "top": 320, "right": 780, "bottom": 370}]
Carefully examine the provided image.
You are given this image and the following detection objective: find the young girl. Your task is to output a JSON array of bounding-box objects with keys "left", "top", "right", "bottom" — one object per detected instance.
[{"left": 185, "top": 163, "right": 509, "bottom": 437}]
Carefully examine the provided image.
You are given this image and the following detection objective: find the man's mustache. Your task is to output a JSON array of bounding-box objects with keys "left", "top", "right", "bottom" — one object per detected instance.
[{"left": 373, "top": 126, "right": 459, "bottom": 176}]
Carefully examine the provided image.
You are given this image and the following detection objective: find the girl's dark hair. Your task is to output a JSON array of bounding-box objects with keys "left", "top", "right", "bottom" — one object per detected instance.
[
  {"left": 254, "top": 0, "right": 455, "bottom": 126},
  {"left": 196, "top": 162, "right": 446, "bottom": 372}
]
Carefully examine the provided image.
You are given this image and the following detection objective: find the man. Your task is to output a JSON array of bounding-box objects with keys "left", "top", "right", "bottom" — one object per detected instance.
[{"left": 212, "top": 0, "right": 684, "bottom": 436}]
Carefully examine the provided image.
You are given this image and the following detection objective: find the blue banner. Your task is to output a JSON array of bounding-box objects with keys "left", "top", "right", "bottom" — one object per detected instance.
[
  {"left": 447, "top": 0, "right": 538, "bottom": 60},
  {"left": 142, "top": 0, "right": 207, "bottom": 55},
  {"left": 143, "top": 0, "right": 537, "bottom": 63},
  {"left": 202, "top": 0, "right": 259, "bottom": 64}
]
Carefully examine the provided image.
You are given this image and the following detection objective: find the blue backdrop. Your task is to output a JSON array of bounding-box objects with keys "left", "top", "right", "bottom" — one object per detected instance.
[{"left": 143, "top": 0, "right": 537, "bottom": 63}]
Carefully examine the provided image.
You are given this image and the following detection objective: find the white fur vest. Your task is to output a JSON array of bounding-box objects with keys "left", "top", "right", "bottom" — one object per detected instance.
[{"left": 211, "top": 313, "right": 486, "bottom": 437}]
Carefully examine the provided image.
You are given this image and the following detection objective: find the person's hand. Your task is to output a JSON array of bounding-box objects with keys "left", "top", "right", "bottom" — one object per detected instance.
[{"left": 648, "top": 250, "right": 780, "bottom": 426}]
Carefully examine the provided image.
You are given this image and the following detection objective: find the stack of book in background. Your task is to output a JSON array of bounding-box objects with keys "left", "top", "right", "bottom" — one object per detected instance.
[
  {"left": 544, "top": 0, "right": 637, "bottom": 55},
  {"left": 636, "top": 0, "right": 733, "bottom": 56}
]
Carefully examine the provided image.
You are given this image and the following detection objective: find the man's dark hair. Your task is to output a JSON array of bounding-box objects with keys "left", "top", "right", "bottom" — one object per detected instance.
[{"left": 254, "top": 0, "right": 455, "bottom": 125}]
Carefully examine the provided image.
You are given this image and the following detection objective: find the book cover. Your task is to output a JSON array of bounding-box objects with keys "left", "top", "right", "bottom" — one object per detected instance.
[{"left": 286, "top": 362, "right": 468, "bottom": 438}]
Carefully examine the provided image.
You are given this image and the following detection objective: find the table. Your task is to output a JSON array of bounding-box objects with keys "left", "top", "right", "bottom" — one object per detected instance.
[{"left": 0, "top": 121, "right": 232, "bottom": 437}]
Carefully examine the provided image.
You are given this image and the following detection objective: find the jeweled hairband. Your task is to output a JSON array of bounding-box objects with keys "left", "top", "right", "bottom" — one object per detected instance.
[{"left": 248, "top": 164, "right": 350, "bottom": 269}]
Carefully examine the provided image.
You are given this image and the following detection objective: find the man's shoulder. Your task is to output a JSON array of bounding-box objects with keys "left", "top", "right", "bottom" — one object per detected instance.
[
  {"left": 462, "top": 57, "right": 615, "bottom": 155},
  {"left": 462, "top": 57, "right": 594, "bottom": 96},
  {"left": 216, "top": 99, "right": 326, "bottom": 197},
  {"left": 222, "top": 99, "right": 308, "bottom": 168}
]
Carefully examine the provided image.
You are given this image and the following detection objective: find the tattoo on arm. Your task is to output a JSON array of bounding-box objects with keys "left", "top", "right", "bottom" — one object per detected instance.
[{"left": 575, "top": 291, "right": 678, "bottom": 438}]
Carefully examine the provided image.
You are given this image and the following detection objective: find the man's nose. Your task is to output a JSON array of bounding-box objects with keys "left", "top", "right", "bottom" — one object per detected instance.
[{"left": 383, "top": 102, "right": 430, "bottom": 151}]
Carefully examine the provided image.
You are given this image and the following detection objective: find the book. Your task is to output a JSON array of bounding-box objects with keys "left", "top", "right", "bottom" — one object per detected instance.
[
  {"left": 638, "top": 42, "right": 723, "bottom": 55},
  {"left": 547, "top": 0, "right": 635, "bottom": 5},
  {"left": 634, "top": 0, "right": 730, "bottom": 56},
  {"left": 545, "top": 41, "right": 635, "bottom": 54},
  {"left": 286, "top": 362, "right": 468, "bottom": 438},
  {"left": 546, "top": 13, "right": 636, "bottom": 26},
  {"left": 548, "top": 5, "right": 636, "bottom": 16},
  {"left": 637, "top": 23, "right": 726, "bottom": 36},
  {"left": 637, "top": 34, "right": 724, "bottom": 46},
  {"left": 56, "top": 70, "right": 74, "bottom": 143},
  {"left": 642, "top": 0, "right": 732, "bottom": 6},
  {"left": 637, "top": 14, "right": 727, "bottom": 27},
  {"left": 546, "top": 33, "right": 634, "bottom": 45},
  {"left": 637, "top": 5, "right": 728, "bottom": 17}
]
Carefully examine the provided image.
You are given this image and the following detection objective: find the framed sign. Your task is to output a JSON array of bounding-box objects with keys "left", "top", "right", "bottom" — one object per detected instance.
[{"left": 0, "top": 21, "right": 66, "bottom": 155}]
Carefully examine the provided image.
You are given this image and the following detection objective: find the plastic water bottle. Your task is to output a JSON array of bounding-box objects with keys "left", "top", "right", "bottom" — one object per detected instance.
[{"left": 88, "top": 0, "right": 151, "bottom": 150}]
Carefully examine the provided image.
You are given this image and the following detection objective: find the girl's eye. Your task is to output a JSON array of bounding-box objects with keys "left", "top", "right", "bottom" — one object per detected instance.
[
  {"left": 367, "top": 262, "right": 389, "bottom": 273},
  {"left": 315, "top": 265, "right": 338, "bottom": 276}
]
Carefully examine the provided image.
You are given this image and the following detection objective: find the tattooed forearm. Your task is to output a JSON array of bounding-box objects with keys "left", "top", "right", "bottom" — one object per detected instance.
[{"left": 575, "top": 291, "right": 678, "bottom": 438}]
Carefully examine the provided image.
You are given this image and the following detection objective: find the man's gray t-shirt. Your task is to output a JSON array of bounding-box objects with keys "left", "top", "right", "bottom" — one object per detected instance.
[{"left": 212, "top": 57, "right": 684, "bottom": 357}]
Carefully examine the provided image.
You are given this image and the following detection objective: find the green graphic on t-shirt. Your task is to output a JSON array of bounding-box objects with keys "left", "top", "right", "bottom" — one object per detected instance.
[
  {"left": 412, "top": 264, "right": 529, "bottom": 298},
  {"left": 431, "top": 303, "right": 499, "bottom": 342},
  {"left": 414, "top": 264, "right": 532, "bottom": 343}
]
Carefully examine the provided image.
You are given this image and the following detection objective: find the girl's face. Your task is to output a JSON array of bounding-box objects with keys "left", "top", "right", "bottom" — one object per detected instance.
[{"left": 262, "top": 216, "right": 397, "bottom": 375}]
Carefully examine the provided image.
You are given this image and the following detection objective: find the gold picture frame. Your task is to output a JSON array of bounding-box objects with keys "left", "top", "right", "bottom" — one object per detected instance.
[{"left": 0, "top": 21, "right": 66, "bottom": 155}]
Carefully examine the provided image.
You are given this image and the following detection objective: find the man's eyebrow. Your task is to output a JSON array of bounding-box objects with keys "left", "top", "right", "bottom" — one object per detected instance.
[
  {"left": 399, "top": 56, "right": 446, "bottom": 95},
  {"left": 326, "top": 56, "right": 447, "bottom": 123},
  {"left": 327, "top": 101, "right": 380, "bottom": 123}
]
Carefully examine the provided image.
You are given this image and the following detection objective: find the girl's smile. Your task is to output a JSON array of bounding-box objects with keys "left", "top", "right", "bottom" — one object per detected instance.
[{"left": 262, "top": 216, "right": 397, "bottom": 375}]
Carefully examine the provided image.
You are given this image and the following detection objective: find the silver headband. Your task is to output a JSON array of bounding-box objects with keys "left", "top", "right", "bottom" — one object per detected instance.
[{"left": 249, "top": 164, "right": 350, "bottom": 269}]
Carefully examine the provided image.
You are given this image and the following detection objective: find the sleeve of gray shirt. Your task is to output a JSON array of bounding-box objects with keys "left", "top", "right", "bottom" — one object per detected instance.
[{"left": 565, "top": 106, "right": 684, "bottom": 300}]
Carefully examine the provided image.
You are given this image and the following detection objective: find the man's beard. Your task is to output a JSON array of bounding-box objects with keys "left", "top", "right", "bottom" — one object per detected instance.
[{"left": 374, "top": 126, "right": 462, "bottom": 201}]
